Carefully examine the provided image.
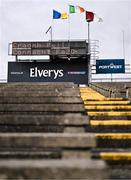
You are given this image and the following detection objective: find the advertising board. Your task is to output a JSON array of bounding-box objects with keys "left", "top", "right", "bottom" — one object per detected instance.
[
  {"left": 8, "top": 60, "right": 88, "bottom": 84},
  {"left": 96, "top": 59, "right": 125, "bottom": 74}
]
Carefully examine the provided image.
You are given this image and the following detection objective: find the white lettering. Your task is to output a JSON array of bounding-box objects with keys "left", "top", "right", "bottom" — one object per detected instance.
[
  {"left": 59, "top": 70, "right": 64, "bottom": 77},
  {"left": 99, "top": 64, "right": 123, "bottom": 70},
  {"left": 30, "top": 67, "right": 64, "bottom": 79},
  {"left": 35, "top": 67, "right": 37, "bottom": 77},
  {"left": 30, "top": 68, "right": 35, "bottom": 77}
]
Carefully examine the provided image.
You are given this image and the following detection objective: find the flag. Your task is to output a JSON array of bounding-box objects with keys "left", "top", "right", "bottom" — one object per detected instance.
[
  {"left": 69, "top": 5, "right": 85, "bottom": 13},
  {"left": 94, "top": 13, "right": 103, "bottom": 22},
  {"left": 61, "top": 12, "right": 68, "bottom": 19},
  {"left": 69, "top": 5, "right": 76, "bottom": 13},
  {"left": 45, "top": 26, "right": 51, "bottom": 34},
  {"left": 86, "top": 11, "right": 94, "bottom": 22},
  {"left": 53, "top": 10, "right": 61, "bottom": 19},
  {"left": 77, "top": 6, "right": 85, "bottom": 13}
]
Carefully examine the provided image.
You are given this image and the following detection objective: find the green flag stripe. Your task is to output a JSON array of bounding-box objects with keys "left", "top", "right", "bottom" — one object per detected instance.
[{"left": 69, "top": 5, "right": 75, "bottom": 13}]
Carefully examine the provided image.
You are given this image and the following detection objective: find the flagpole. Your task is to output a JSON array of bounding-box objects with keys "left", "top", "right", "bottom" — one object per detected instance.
[
  {"left": 68, "top": 5, "right": 70, "bottom": 41},
  {"left": 87, "top": 22, "right": 91, "bottom": 84},
  {"left": 51, "top": 19, "right": 53, "bottom": 42},
  {"left": 88, "top": 22, "right": 90, "bottom": 54},
  {"left": 122, "top": 30, "right": 125, "bottom": 60},
  {"left": 68, "top": 14, "right": 70, "bottom": 41}
]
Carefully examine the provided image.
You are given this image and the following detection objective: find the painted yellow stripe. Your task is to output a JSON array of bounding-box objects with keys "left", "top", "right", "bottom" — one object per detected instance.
[
  {"left": 81, "top": 97, "right": 125, "bottom": 101},
  {"left": 88, "top": 111, "right": 131, "bottom": 116},
  {"left": 90, "top": 120, "right": 131, "bottom": 126},
  {"left": 96, "top": 133, "right": 131, "bottom": 139},
  {"left": 103, "top": 98, "right": 125, "bottom": 101},
  {"left": 81, "top": 96, "right": 125, "bottom": 101},
  {"left": 80, "top": 87, "right": 105, "bottom": 99},
  {"left": 84, "top": 101, "right": 130, "bottom": 105},
  {"left": 81, "top": 96, "right": 104, "bottom": 100},
  {"left": 100, "top": 152, "right": 131, "bottom": 160},
  {"left": 85, "top": 105, "right": 131, "bottom": 110}
]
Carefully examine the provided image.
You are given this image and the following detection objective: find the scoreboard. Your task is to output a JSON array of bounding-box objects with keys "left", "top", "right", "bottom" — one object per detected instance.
[{"left": 11, "top": 41, "right": 88, "bottom": 56}]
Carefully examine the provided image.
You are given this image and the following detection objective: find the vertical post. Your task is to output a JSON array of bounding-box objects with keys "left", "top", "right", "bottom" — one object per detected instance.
[
  {"left": 122, "top": 30, "right": 125, "bottom": 59},
  {"left": 51, "top": 19, "right": 54, "bottom": 42},
  {"left": 87, "top": 22, "right": 91, "bottom": 84},
  {"left": 111, "top": 73, "right": 112, "bottom": 82},
  {"left": 50, "top": 26, "right": 52, "bottom": 42},
  {"left": 88, "top": 22, "right": 90, "bottom": 54},
  {"left": 68, "top": 13, "right": 70, "bottom": 41}
]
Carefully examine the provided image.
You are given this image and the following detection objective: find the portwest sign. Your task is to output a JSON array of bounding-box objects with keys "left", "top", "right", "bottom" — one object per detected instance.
[
  {"left": 96, "top": 59, "right": 125, "bottom": 74},
  {"left": 8, "top": 61, "right": 88, "bottom": 84}
]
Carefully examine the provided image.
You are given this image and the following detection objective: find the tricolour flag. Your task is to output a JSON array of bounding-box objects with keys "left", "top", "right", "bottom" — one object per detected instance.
[
  {"left": 86, "top": 11, "right": 94, "bottom": 22},
  {"left": 53, "top": 10, "right": 61, "bottom": 19},
  {"left": 69, "top": 5, "right": 85, "bottom": 13}
]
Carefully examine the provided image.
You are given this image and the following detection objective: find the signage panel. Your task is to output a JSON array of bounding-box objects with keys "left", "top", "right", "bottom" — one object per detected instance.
[
  {"left": 96, "top": 59, "right": 125, "bottom": 74},
  {"left": 8, "top": 61, "right": 88, "bottom": 84},
  {"left": 11, "top": 41, "right": 88, "bottom": 56}
]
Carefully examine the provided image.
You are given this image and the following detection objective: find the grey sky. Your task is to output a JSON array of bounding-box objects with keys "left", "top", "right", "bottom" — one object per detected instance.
[{"left": 0, "top": 0, "right": 131, "bottom": 80}]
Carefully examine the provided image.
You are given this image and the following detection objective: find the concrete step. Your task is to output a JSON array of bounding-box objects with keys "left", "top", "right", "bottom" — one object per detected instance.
[
  {"left": 92, "top": 148, "right": 131, "bottom": 166},
  {"left": 0, "top": 88, "right": 79, "bottom": 93},
  {"left": 84, "top": 100, "right": 131, "bottom": 105},
  {"left": 92, "top": 151, "right": 131, "bottom": 161},
  {"left": 0, "top": 114, "right": 88, "bottom": 132},
  {"left": 0, "top": 159, "right": 108, "bottom": 179},
  {"left": 0, "top": 148, "right": 92, "bottom": 159},
  {"left": 0, "top": 133, "right": 96, "bottom": 148},
  {"left": 90, "top": 116, "right": 131, "bottom": 120},
  {"left": 0, "top": 90, "right": 80, "bottom": 97},
  {"left": 85, "top": 126, "right": 131, "bottom": 133},
  {"left": 0, "top": 114, "right": 88, "bottom": 125},
  {"left": 85, "top": 105, "right": 131, "bottom": 111},
  {"left": 0, "top": 104, "right": 85, "bottom": 113},
  {"left": 0, "top": 88, "right": 79, "bottom": 94},
  {"left": 0, "top": 82, "right": 77, "bottom": 87},
  {"left": 96, "top": 133, "right": 131, "bottom": 148},
  {"left": 85, "top": 120, "right": 131, "bottom": 133},
  {"left": 0, "top": 97, "right": 83, "bottom": 104},
  {"left": 88, "top": 111, "right": 131, "bottom": 117}
]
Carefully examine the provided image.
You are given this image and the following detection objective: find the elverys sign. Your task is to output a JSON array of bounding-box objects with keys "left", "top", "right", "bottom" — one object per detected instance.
[{"left": 8, "top": 61, "right": 88, "bottom": 84}]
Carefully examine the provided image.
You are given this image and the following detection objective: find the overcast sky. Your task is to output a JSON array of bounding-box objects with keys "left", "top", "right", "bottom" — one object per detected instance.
[{"left": 0, "top": 0, "right": 131, "bottom": 81}]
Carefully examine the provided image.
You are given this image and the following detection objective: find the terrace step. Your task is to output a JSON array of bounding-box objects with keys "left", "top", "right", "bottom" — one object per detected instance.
[
  {"left": 0, "top": 159, "right": 109, "bottom": 179},
  {"left": 0, "top": 97, "right": 83, "bottom": 104},
  {"left": 0, "top": 104, "right": 85, "bottom": 114},
  {"left": 0, "top": 133, "right": 96, "bottom": 148}
]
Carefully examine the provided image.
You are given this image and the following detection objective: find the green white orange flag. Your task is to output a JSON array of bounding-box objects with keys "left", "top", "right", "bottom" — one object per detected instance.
[{"left": 69, "top": 5, "right": 85, "bottom": 13}]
